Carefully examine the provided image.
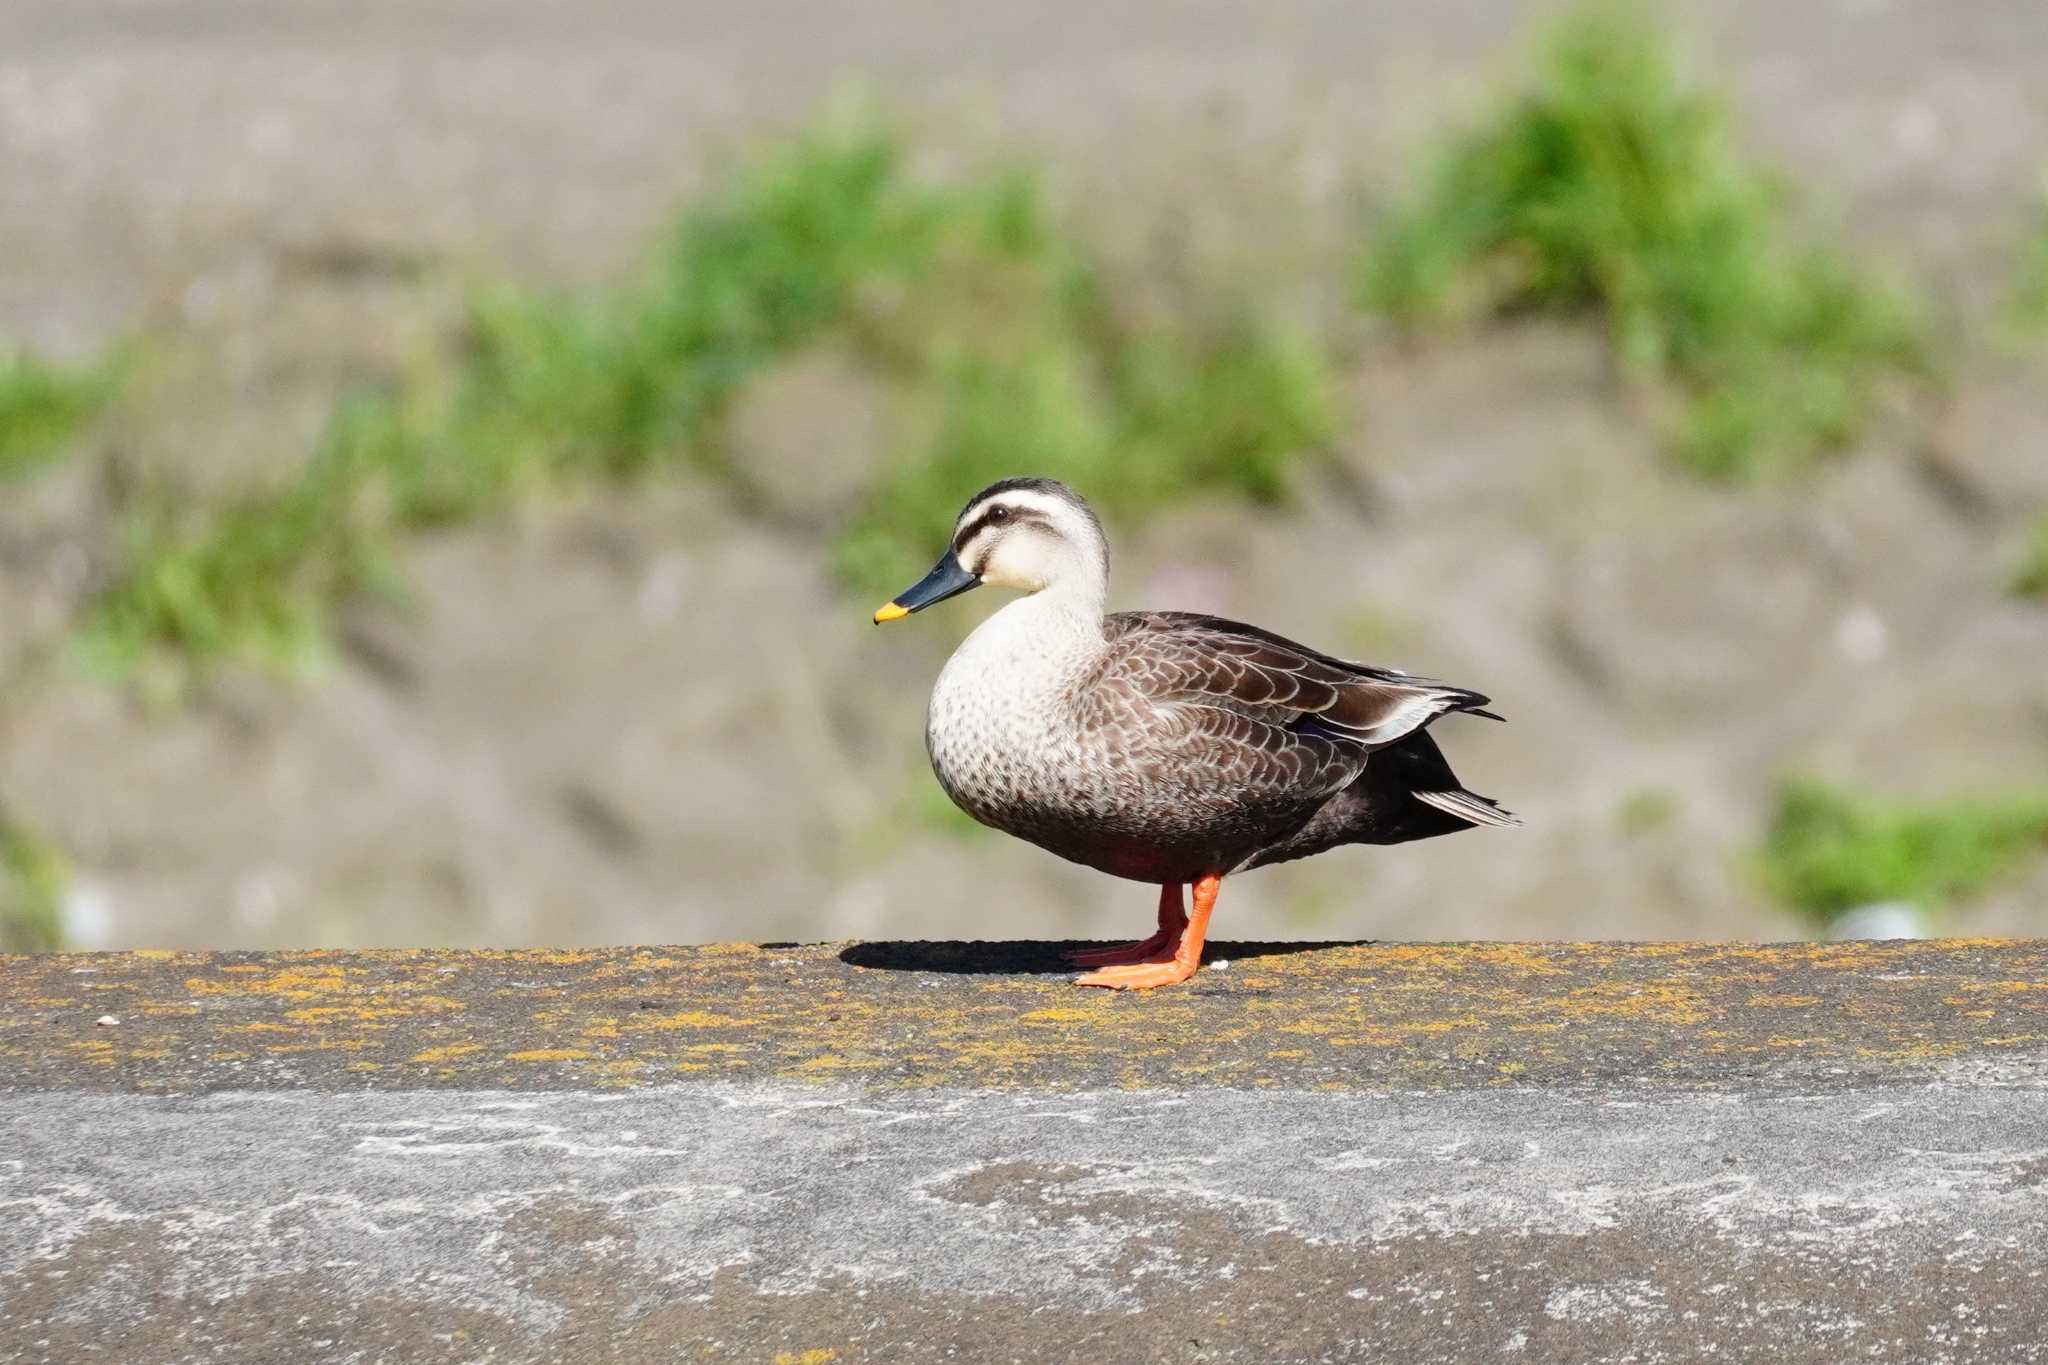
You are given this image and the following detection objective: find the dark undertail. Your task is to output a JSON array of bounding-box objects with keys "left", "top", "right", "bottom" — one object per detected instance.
[{"left": 1244, "top": 729, "right": 1516, "bottom": 869}]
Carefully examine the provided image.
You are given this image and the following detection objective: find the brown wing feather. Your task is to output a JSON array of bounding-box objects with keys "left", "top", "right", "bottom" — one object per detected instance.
[{"left": 1101, "top": 611, "right": 1497, "bottom": 749}]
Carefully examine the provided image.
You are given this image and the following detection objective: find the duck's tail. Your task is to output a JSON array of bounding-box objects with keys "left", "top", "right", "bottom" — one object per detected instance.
[
  {"left": 1244, "top": 726, "right": 1517, "bottom": 870},
  {"left": 1411, "top": 786, "right": 1520, "bottom": 829},
  {"left": 1344, "top": 727, "right": 1519, "bottom": 845}
]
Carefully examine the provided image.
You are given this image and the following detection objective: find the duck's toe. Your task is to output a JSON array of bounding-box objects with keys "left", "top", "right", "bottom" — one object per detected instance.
[
  {"left": 1073, "top": 957, "right": 1199, "bottom": 990},
  {"left": 1066, "top": 931, "right": 1175, "bottom": 967},
  {"left": 1069, "top": 882, "right": 1190, "bottom": 968}
]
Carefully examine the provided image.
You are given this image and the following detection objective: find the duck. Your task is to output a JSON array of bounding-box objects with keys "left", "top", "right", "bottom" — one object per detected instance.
[{"left": 872, "top": 477, "right": 1517, "bottom": 990}]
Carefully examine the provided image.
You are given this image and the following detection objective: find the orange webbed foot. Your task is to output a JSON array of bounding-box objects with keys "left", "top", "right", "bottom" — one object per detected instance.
[
  {"left": 1074, "top": 955, "right": 1199, "bottom": 990},
  {"left": 1073, "top": 874, "right": 1219, "bottom": 992},
  {"left": 1066, "top": 932, "right": 1175, "bottom": 968},
  {"left": 1065, "top": 883, "right": 1187, "bottom": 967}
]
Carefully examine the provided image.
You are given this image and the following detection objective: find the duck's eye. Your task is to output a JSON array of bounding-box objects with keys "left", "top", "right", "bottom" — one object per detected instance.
[{"left": 988, "top": 506, "right": 1011, "bottom": 524}]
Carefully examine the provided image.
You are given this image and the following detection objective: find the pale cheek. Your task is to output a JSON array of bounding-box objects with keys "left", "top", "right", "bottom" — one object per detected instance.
[{"left": 985, "top": 548, "right": 1052, "bottom": 592}]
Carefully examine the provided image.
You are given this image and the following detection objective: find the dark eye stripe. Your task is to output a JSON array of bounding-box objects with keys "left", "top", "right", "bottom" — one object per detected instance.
[{"left": 953, "top": 505, "right": 1051, "bottom": 555}]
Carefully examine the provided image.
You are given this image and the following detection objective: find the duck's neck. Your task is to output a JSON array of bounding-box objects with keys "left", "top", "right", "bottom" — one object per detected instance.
[
  {"left": 977, "top": 575, "right": 1101, "bottom": 658},
  {"left": 1013, "top": 566, "right": 1106, "bottom": 638},
  {"left": 950, "top": 566, "right": 1108, "bottom": 694}
]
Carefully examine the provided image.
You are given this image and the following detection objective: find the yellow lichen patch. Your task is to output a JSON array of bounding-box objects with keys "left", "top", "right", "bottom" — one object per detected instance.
[
  {"left": 284, "top": 1003, "right": 446, "bottom": 1024},
  {"left": 1748, "top": 994, "right": 1821, "bottom": 1009},
  {"left": 773, "top": 1349, "right": 838, "bottom": 1365},
  {"left": 1266, "top": 942, "right": 1575, "bottom": 978},
  {"left": 1556, "top": 980, "right": 1712, "bottom": 1028},
  {"left": 1356, "top": 1031, "right": 1424, "bottom": 1049},
  {"left": 507, "top": 1049, "right": 591, "bottom": 1062},
  {"left": 629, "top": 1010, "right": 755, "bottom": 1031},
  {"left": 1855, "top": 1040, "right": 1970, "bottom": 1062},
  {"left": 1391, "top": 1017, "right": 1477, "bottom": 1035},
  {"left": 187, "top": 967, "right": 348, "bottom": 999},
  {"left": 1020, "top": 1007, "right": 1094, "bottom": 1023},
  {"left": 411, "top": 1043, "right": 485, "bottom": 1064}
]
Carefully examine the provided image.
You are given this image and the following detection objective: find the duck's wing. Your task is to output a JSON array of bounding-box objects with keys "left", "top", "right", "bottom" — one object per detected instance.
[{"left": 1099, "top": 611, "right": 1500, "bottom": 751}]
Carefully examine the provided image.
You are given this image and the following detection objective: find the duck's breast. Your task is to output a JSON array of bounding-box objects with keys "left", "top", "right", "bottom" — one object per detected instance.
[{"left": 926, "top": 634, "right": 1092, "bottom": 826}]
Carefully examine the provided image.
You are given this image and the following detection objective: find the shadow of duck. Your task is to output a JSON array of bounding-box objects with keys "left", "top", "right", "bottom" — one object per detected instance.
[{"left": 837, "top": 940, "right": 1364, "bottom": 977}]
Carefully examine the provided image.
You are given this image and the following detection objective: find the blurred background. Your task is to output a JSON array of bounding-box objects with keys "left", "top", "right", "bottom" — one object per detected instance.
[{"left": 2, "top": 0, "right": 2046, "bottom": 953}]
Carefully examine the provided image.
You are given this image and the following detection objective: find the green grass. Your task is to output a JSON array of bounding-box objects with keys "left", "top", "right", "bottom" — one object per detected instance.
[
  {"left": 2009, "top": 176, "right": 2048, "bottom": 337},
  {"left": 77, "top": 397, "right": 408, "bottom": 684},
  {"left": 79, "top": 121, "right": 1337, "bottom": 684},
  {"left": 0, "top": 819, "right": 68, "bottom": 953},
  {"left": 1360, "top": 3, "right": 1921, "bottom": 480},
  {"left": 1756, "top": 777, "right": 2048, "bottom": 928},
  {"left": 1615, "top": 787, "right": 1680, "bottom": 837},
  {"left": 0, "top": 348, "right": 121, "bottom": 483},
  {"left": 836, "top": 167, "right": 1335, "bottom": 593},
  {"left": 1990, "top": 178, "right": 2048, "bottom": 602},
  {"left": 77, "top": 123, "right": 960, "bottom": 682},
  {"left": 2012, "top": 517, "right": 2048, "bottom": 600}
]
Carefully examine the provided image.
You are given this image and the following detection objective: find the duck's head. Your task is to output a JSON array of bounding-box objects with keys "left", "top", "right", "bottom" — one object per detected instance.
[{"left": 873, "top": 477, "right": 1107, "bottom": 623}]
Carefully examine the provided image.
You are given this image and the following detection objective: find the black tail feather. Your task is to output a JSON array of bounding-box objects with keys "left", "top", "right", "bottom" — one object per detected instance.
[
  {"left": 1246, "top": 727, "right": 1519, "bottom": 869},
  {"left": 1412, "top": 787, "right": 1520, "bottom": 828},
  {"left": 1343, "top": 727, "right": 1518, "bottom": 845}
]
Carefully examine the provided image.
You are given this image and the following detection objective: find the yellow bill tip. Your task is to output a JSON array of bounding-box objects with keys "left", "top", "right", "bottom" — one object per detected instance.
[{"left": 872, "top": 601, "right": 910, "bottom": 624}]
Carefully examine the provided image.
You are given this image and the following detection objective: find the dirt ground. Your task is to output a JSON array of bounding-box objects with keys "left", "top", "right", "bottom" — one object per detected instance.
[{"left": 1, "top": 0, "right": 2046, "bottom": 950}]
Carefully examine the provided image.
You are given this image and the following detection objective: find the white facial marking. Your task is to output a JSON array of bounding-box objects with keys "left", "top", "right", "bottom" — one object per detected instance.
[{"left": 954, "top": 490, "right": 1099, "bottom": 593}]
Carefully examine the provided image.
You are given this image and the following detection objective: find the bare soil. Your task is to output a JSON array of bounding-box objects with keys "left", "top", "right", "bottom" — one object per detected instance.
[{"left": 2, "top": 0, "right": 2045, "bottom": 949}]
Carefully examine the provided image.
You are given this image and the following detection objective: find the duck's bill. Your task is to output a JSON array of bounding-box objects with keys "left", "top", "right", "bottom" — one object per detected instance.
[{"left": 873, "top": 554, "right": 980, "bottom": 623}]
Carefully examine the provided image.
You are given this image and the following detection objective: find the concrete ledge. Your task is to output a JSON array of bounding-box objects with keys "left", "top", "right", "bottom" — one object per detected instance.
[
  {"left": 5, "top": 941, "right": 2048, "bottom": 1363},
  {"left": 5, "top": 939, "right": 2047, "bottom": 1093}
]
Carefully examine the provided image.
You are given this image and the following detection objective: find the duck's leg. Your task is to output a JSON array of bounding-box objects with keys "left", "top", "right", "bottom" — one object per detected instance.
[
  {"left": 1066, "top": 883, "right": 1187, "bottom": 967},
  {"left": 1073, "top": 874, "right": 1219, "bottom": 990}
]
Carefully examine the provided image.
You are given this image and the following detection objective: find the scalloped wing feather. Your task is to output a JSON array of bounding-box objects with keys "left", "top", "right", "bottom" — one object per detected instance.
[{"left": 1100, "top": 611, "right": 1495, "bottom": 750}]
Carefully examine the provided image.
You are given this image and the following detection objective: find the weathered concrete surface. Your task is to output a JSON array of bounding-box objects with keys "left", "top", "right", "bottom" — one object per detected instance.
[
  {"left": 6, "top": 940, "right": 2048, "bottom": 1094},
  {"left": 4, "top": 942, "right": 2048, "bottom": 1363},
  {"left": 8, "top": 1084, "right": 2048, "bottom": 1364}
]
